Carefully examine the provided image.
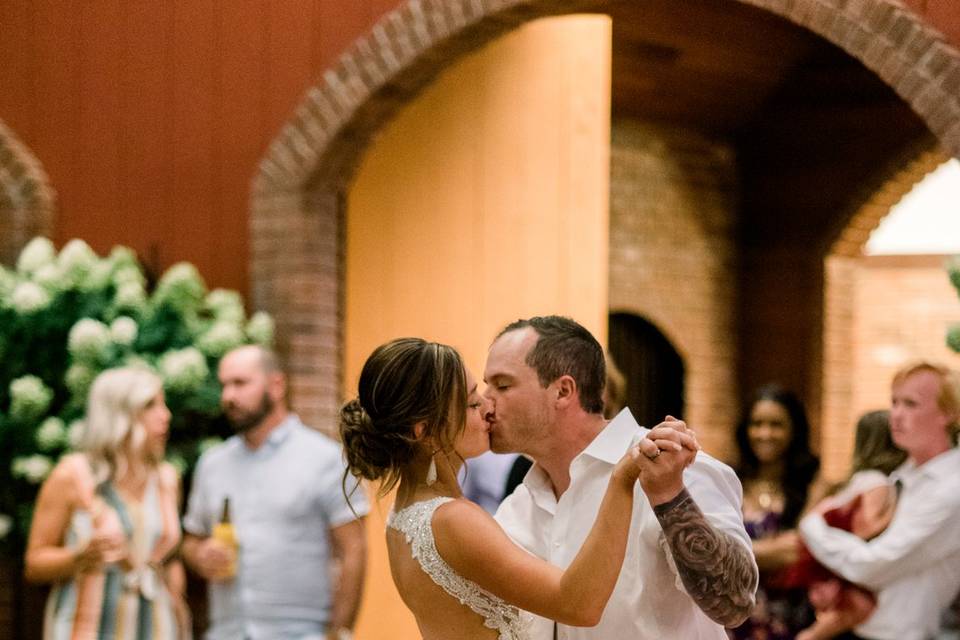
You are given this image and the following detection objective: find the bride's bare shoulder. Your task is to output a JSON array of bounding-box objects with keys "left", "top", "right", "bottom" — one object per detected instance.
[
  {"left": 432, "top": 497, "right": 495, "bottom": 531},
  {"left": 432, "top": 498, "right": 511, "bottom": 569}
]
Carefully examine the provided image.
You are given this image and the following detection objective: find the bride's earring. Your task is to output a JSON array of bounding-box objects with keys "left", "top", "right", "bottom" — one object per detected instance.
[{"left": 425, "top": 456, "right": 437, "bottom": 486}]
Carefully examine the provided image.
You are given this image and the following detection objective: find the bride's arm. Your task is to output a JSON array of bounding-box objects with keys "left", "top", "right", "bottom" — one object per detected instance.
[{"left": 433, "top": 451, "right": 641, "bottom": 627}]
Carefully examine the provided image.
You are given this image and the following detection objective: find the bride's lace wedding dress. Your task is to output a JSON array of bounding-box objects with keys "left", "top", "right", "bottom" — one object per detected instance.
[{"left": 387, "top": 497, "right": 531, "bottom": 640}]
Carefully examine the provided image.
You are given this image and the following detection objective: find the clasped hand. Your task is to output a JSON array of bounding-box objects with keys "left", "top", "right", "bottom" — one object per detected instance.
[{"left": 615, "top": 416, "right": 700, "bottom": 506}]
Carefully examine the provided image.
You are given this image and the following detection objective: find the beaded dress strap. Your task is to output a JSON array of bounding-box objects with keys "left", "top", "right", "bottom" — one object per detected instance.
[{"left": 387, "top": 497, "right": 528, "bottom": 640}]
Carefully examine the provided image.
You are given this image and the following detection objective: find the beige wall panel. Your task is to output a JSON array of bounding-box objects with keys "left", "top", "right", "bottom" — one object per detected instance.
[{"left": 344, "top": 16, "right": 611, "bottom": 640}]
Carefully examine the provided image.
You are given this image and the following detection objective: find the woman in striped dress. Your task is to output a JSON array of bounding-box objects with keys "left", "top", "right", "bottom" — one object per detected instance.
[{"left": 25, "top": 366, "right": 189, "bottom": 639}]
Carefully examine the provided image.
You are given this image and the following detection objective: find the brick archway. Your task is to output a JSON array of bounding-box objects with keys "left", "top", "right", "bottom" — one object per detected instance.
[
  {"left": 251, "top": 0, "right": 960, "bottom": 429},
  {"left": 0, "top": 120, "right": 56, "bottom": 266},
  {"left": 820, "top": 144, "right": 951, "bottom": 477}
]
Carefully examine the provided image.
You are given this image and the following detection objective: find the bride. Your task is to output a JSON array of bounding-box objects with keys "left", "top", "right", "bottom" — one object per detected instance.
[{"left": 340, "top": 337, "right": 692, "bottom": 639}]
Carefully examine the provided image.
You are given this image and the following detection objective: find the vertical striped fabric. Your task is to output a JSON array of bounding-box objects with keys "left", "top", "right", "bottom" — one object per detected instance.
[{"left": 43, "top": 469, "right": 181, "bottom": 639}]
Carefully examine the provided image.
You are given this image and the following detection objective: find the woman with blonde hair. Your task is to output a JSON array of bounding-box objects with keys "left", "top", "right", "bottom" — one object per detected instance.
[{"left": 25, "top": 366, "right": 188, "bottom": 638}]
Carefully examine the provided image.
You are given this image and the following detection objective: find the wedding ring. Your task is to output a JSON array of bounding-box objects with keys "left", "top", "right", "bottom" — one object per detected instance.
[{"left": 646, "top": 448, "right": 662, "bottom": 460}]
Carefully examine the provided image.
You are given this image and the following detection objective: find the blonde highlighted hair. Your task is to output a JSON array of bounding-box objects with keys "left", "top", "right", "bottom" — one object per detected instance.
[
  {"left": 892, "top": 361, "right": 960, "bottom": 440},
  {"left": 76, "top": 366, "right": 164, "bottom": 484}
]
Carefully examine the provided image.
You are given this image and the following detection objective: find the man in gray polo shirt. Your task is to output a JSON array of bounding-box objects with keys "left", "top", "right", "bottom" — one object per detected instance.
[{"left": 183, "top": 345, "right": 368, "bottom": 640}]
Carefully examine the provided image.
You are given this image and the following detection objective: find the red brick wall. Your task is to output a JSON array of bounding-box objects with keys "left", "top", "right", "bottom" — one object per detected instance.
[
  {"left": 0, "top": 0, "right": 396, "bottom": 293},
  {"left": 852, "top": 254, "right": 960, "bottom": 417},
  {"left": 608, "top": 119, "right": 740, "bottom": 461},
  {"left": 821, "top": 148, "right": 950, "bottom": 478}
]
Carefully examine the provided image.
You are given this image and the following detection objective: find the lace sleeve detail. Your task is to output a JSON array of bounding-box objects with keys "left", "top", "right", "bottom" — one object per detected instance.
[{"left": 387, "top": 497, "right": 529, "bottom": 640}]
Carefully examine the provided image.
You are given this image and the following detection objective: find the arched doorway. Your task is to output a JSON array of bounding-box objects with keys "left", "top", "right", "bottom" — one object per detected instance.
[
  {"left": 250, "top": 0, "right": 960, "bottom": 435},
  {"left": 608, "top": 312, "right": 685, "bottom": 427},
  {"left": 248, "top": 2, "right": 960, "bottom": 638}
]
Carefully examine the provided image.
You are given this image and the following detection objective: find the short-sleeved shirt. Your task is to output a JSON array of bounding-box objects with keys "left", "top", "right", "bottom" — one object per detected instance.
[
  {"left": 183, "top": 414, "right": 369, "bottom": 639},
  {"left": 494, "top": 408, "right": 754, "bottom": 640}
]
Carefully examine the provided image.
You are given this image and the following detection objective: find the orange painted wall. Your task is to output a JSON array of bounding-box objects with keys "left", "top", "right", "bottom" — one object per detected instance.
[
  {"left": 0, "top": 1, "right": 395, "bottom": 293},
  {"left": 344, "top": 16, "right": 612, "bottom": 639}
]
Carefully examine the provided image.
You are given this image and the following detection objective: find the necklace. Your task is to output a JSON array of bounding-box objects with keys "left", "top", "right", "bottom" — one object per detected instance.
[{"left": 751, "top": 479, "right": 781, "bottom": 511}]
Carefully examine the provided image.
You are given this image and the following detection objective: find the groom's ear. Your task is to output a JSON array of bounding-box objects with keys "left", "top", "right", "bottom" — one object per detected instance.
[{"left": 555, "top": 375, "right": 577, "bottom": 408}]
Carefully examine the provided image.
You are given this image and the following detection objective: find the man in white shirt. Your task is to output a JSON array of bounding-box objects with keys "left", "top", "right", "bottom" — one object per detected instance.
[
  {"left": 800, "top": 361, "right": 960, "bottom": 640},
  {"left": 484, "top": 316, "right": 757, "bottom": 639}
]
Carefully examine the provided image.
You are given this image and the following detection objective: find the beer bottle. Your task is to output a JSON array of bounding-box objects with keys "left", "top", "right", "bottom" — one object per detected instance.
[{"left": 211, "top": 496, "right": 238, "bottom": 578}]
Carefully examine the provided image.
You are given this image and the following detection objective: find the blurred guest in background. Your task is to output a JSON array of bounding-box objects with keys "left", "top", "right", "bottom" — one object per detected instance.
[
  {"left": 461, "top": 450, "right": 521, "bottom": 515},
  {"left": 800, "top": 361, "right": 960, "bottom": 640},
  {"left": 790, "top": 409, "right": 905, "bottom": 640},
  {"left": 601, "top": 354, "right": 627, "bottom": 420},
  {"left": 25, "top": 366, "right": 188, "bottom": 639},
  {"left": 182, "top": 345, "right": 367, "bottom": 640},
  {"left": 729, "top": 384, "right": 827, "bottom": 640}
]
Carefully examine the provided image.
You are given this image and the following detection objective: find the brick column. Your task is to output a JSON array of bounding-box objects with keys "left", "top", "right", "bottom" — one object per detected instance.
[{"left": 609, "top": 120, "right": 740, "bottom": 461}]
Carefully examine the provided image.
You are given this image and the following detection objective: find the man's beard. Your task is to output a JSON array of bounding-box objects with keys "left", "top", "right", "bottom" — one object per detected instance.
[{"left": 224, "top": 391, "right": 275, "bottom": 433}]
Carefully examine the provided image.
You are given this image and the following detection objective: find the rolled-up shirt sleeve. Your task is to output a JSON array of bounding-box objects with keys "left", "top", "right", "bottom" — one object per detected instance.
[{"left": 684, "top": 456, "right": 754, "bottom": 553}]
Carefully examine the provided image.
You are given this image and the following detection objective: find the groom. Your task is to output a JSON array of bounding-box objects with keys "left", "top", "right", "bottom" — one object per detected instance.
[{"left": 484, "top": 316, "right": 757, "bottom": 638}]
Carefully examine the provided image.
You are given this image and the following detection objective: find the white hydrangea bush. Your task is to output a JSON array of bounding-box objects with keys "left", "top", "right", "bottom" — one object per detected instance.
[{"left": 0, "top": 237, "right": 275, "bottom": 553}]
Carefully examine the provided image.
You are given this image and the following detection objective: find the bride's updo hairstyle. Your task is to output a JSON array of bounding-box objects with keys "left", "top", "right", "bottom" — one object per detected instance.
[{"left": 340, "top": 337, "right": 467, "bottom": 495}]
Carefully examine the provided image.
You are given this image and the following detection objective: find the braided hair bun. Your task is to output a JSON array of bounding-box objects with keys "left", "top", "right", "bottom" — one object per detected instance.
[
  {"left": 339, "top": 337, "right": 467, "bottom": 495},
  {"left": 339, "top": 398, "right": 417, "bottom": 482}
]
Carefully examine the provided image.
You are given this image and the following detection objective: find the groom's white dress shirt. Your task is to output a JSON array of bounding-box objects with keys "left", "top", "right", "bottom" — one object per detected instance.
[{"left": 494, "top": 408, "right": 754, "bottom": 640}]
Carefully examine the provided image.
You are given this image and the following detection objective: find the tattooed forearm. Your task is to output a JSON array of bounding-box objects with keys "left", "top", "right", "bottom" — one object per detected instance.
[{"left": 653, "top": 489, "right": 758, "bottom": 627}]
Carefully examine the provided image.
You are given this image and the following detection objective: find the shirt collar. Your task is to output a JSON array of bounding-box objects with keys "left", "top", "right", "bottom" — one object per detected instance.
[
  {"left": 578, "top": 407, "right": 646, "bottom": 465},
  {"left": 892, "top": 446, "right": 960, "bottom": 483},
  {"left": 520, "top": 408, "right": 645, "bottom": 510},
  {"left": 250, "top": 413, "right": 298, "bottom": 451},
  {"left": 523, "top": 461, "right": 554, "bottom": 497}
]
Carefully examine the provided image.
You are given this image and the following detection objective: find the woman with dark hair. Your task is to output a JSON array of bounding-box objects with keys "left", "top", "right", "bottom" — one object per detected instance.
[
  {"left": 729, "top": 384, "right": 828, "bottom": 640},
  {"left": 340, "top": 337, "right": 692, "bottom": 640}
]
